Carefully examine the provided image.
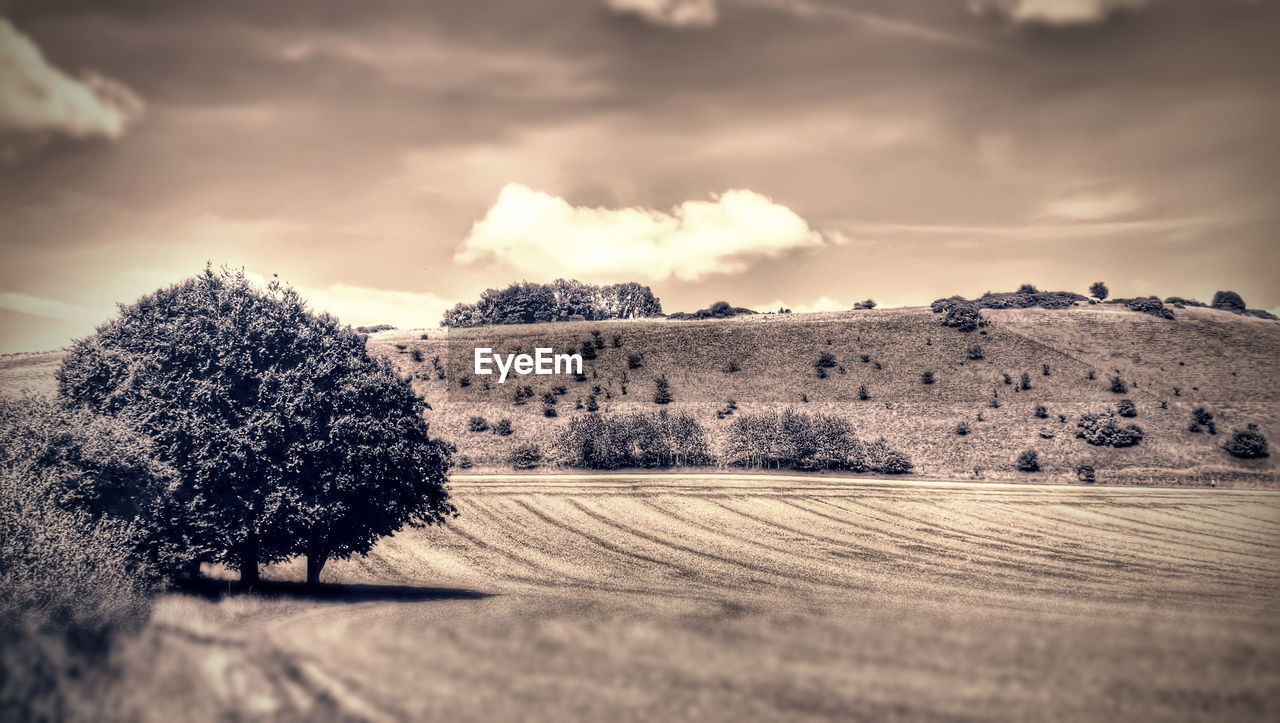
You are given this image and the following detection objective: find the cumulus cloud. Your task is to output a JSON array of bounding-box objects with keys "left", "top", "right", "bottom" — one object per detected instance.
[
  {"left": 605, "top": 0, "right": 718, "bottom": 28},
  {"left": 1041, "top": 188, "right": 1141, "bottom": 221},
  {"left": 968, "top": 0, "right": 1146, "bottom": 26},
  {"left": 0, "top": 18, "right": 144, "bottom": 157},
  {"left": 456, "top": 183, "right": 834, "bottom": 282}
]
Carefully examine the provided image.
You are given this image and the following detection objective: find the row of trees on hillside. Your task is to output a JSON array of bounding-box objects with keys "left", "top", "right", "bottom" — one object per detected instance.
[
  {"left": 557, "top": 411, "right": 712, "bottom": 469},
  {"left": 441, "top": 279, "right": 662, "bottom": 327}
]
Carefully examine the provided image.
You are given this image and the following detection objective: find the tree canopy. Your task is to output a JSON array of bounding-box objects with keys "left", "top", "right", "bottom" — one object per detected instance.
[
  {"left": 442, "top": 278, "right": 662, "bottom": 327},
  {"left": 57, "top": 267, "right": 455, "bottom": 584}
]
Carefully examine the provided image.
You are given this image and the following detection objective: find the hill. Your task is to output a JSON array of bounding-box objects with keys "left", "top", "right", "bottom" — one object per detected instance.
[{"left": 3, "top": 305, "right": 1276, "bottom": 486}]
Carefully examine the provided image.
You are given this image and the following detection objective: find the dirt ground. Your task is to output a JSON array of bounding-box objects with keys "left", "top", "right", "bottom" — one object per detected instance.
[{"left": 98, "top": 475, "right": 1280, "bottom": 721}]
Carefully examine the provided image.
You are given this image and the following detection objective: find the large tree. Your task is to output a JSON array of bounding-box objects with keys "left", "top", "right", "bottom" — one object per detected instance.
[{"left": 57, "top": 267, "right": 455, "bottom": 585}]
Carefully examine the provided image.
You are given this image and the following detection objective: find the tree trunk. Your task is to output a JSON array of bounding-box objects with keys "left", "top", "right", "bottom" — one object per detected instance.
[
  {"left": 239, "top": 537, "right": 260, "bottom": 586},
  {"left": 306, "top": 552, "right": 327, "bottom": 587}
]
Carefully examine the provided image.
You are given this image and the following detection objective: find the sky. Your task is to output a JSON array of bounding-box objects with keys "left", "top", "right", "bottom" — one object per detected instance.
[{"left": 0, "top": 0, "right": 1277, "bottom": 353}]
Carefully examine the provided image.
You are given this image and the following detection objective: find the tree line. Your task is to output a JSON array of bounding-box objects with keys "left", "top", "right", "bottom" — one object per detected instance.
[{"left": 441, "top": 278, "right": 662, "bottom": 327}]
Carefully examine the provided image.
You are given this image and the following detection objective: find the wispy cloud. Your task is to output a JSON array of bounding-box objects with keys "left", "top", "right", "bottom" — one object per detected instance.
[
  {"left": 0, "top": 291, "right": 101, "bottom": 322},
  {"left": 752, "top": 0, "right": 995, "bottom": 51},
  {"left": 1040, "top": 188, "right": 1141, "bottom": 222},
  {"left": 968, "top": 0, "right": 1147, "bottom": 27},
  {"left": 0, "top": 18, "right": 144, "bottom": 158}
]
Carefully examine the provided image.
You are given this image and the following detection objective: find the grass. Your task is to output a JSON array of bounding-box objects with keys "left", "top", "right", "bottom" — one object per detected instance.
[{"left": 3, "top": 305, "right": 1276, "bottom": 485}]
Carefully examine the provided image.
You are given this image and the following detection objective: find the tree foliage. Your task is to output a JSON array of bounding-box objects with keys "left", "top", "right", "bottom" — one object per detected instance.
[
  {"left": 441, "top": 279, "right": 662, "bottom": 327},
  {"left": 57, "top": 267, "right": 455, "bottom": 584}
]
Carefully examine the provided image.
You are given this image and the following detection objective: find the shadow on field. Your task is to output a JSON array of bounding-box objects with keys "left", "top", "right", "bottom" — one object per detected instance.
[{"left": 176, "top": 577, "right": 494, "bottom": 603}]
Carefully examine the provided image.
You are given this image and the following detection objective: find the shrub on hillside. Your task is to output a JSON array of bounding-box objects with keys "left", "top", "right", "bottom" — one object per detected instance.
[
  {"left": 1108, "top": 376, "right": 1128, "bottom": 394},
  {"left": 1222, "top": 426, "right": 1269, "bottom": 459},
  {"left": 558, "top": 411, "right": 712, "bottom": 469},
  {"left": 967, "top": 345, "right": 984, "bottom": 361},
  {"left": 1, "top": 398, "right": 163, "bottom": 720},
  {"left": 1019, "top": 373, "right": 1031, "bottom": 391},
  {"left": 721, "top": 411, "right": 911, "bottom": 473},
  {"left": 467, "top": 416, "right": 489, "bottom": 433},
  {"left": 1109, "top": 296, "right": 1174, "bottom": 319},
  {"left": 668, "top": 300, "right": 757, "bottom": 320},
  {"left": 1116, "top": 399, "right": 1137, "bottom": 418},
  {"left": 509, "top": 443, "right": 543, "bottom": 469},
  {"left": 814, "top": 352, "right": 837, "bottom": 369},
  {"left": 1016, "top": 450, "right": 1040, "bottom": 472},
  {"left": 1165, "top": 296, "right": 1206, "bottom": 308},
  {"left": 1077, "top": 412, "right": 1144, "bottom": 447},
  {"left": 933, "top": 298, "right": 983, "bottom": 331},
  {"left": 954, "top": 421, "right": 971, "bottom": 436},
  {"left": 1076, "top": 465, "right": 1096, "bottom": 484},
  {"left": 857, "top": 385, "right": 870, "bottom": 401},
  {"left": 1189, "top": 407, "right": 1216, "bottom": 434},
  {"left": 1211, "top": 290, "right": 1246, "bottom": 313},
  {"left": 355, "top": 324, "right": 396, "bottom": 334},
  {"left": 921, "top": 371, "right": 935, "bottom": 385},
  {"left": 627, "top": 353, "right": 644, "bottom": 369},
  {"left": 493, "top": 419, "right": 514, "bottom": 436},
  {"left": 653, "top": 376, "right": 673, "bottom": 405},
  {"left": 1089, "top": 282, "right": 1109, "bottom": 301},
  {"left": 1034, "top": 404, "right": 1048, "bottom": 419}
]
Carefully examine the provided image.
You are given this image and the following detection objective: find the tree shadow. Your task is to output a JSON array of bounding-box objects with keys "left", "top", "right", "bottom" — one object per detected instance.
[{"left": 176, "top": 576, "right": 494, "bottom": 603}]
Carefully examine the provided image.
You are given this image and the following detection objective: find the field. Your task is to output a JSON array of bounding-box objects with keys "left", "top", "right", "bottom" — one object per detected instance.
[{"left": 97, "top": 475, "right": 1280, "bottom": 721}]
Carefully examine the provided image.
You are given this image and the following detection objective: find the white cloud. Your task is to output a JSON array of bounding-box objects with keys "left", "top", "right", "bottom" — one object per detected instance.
[
  {"left": 0, "top": 291, "right": 101, "bottom": 322},
  {"left": 605, "top": 0, "right": 717, "bottom": 28},
  {"left": 0, "top": 19, "right": 144, "bottom": 155},
  {"left": 1040, "top": 188, "right": 1141, "bottom": 221},
  {"left": 244, "top": 273, "right": 451, "bottom": 330},
  {"left": 968, "top": 0, "right": 1147, "bottom": 26},
  {"left": 456, "top": 183, "right": 835, "bottom": 283},
  {"left": 753, "top": 296, "right": 848, "bottom": 314}
]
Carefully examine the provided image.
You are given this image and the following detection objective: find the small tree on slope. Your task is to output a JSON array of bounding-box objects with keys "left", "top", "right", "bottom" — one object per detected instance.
[{"left": 57, "top": 267, "right": 455, "bottom": 585}]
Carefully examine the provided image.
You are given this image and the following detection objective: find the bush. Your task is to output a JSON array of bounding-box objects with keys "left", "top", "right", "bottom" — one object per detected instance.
[
  {"left": 1108, "top": 376, "right": 1128, "bottom": 394},
  {"left": 1016, "top": 450, "right": 1040, "bottom": 472},
  {"left": 814, "top": 352, "right": 837, "bottom": 369},
  {"left": 967, "top": 345, "right": 984, "bottom": 361},
  {"left": 493, "top": 419, "right": 514, "bottom": 436},
  {"left": 558, "top": 411, "right": 712, "bottom": 469},
  {"left": 653, "top": 376, "right": 673, "bottom": 405},
  {"left": 585, "top": 395, "right": 600, "bottom": 412},
  {"left": 1, "top": 398, "right": 162, "bottom": 720},
  {"left": 1223, "top": 426, "right": 1269, "bottom": 459},
  {"left": 1111, "top": 296, "right": 1174, "bottom": 319},
  {"left": 1034, "top": 404, "right": 1048, "bottom": 419},
  {"left": 579, "top": 340, "right": 597, "bottom": 361},
  {"left": 954, "top": 421, "right": 971, "bottom": 436},
  {"left": 1211, "top": 290, "right": 1246, "bottom": 313},
  {"left": 1189, "top": 407, "right": 1217, "bottom": 434},
  {"left": 852, "top": 299, "right": 877, "bottom": 310},
  {"left": 1116, "top": 399, "right": 1137, "bottom": 418},
  {"left": 1076, "top": 465, "right": 1096, "bottom": 483},
  {"left": 410, "top": 348, "right": 424, "bottom": 363},
  {"left": 509, "top": 444, "right": 543, "bottom": 469},
  {"left": 1077, "top": 412, "right": 1144, "bottom": 447},
  {"left": 857, "top": 385, "right": 870, "bottom": 401},
  {"left": 1042, "top": 364, "right": 1050, "bottom": 376},
  {"left": 611, "top": 334, "right": 624, "bottom": 348},
  {"left": 722, "top": 411, "right": 911, "bottom": 474},
  {"left": 457, "top": 455, "right": 474, "bottom": 469},
  {"left": 1019, "top": 373, "right": 1031, "bottom": 391},
  {"left": 668, "top": 300, "right": 757, "bottom": 320},
  {"left": 468, "top": 416, "right": 490, "bottom": 433},
  {"left": 723, "top": 359, "right": 742, "bottom": 373},
  {"left": 935, "top": 299, "right": 982, "bottom": 332},
  {"left": 627, "top": 353, "right": 644, "bottom": 370},
  {"left": 921, "top": 371, "right": 936, "bottom": 385}
]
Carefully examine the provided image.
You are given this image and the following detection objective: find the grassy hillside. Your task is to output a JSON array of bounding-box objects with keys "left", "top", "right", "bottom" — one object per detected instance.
[
  {"left": 3, "top": 305, "right": 1276, "bottom": 486},
  {"left": 381, "top": 306, "right": 1278, "bottom": 486}
]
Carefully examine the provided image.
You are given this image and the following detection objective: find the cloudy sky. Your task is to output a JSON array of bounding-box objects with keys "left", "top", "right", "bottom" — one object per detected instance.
[{"left": 1, "top": 0, "right": 1277, "bottom": 353}]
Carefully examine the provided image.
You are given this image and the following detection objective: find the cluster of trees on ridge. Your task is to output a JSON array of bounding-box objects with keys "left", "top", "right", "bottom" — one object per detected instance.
[{"left": 441, "top": 279, "right": 662, "bottom": 327}]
